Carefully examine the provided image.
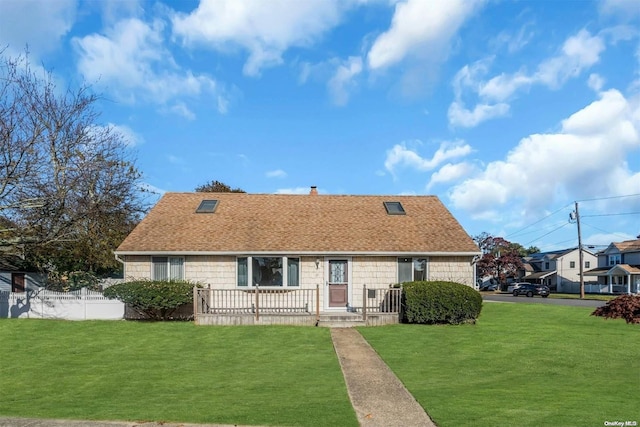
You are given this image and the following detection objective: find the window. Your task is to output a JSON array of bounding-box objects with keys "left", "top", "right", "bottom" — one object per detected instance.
[
  {"left": 545, "top": 262, "right": 550, "bottom": 270},
  {"left": 384, "top": 201, "right": 406, "bottom": 215},
  {"left": 585, "top": 261, "right": 590, "bottom": 268},
  {"left": 196, "top": 199, "right": 218, "bottom": 213},
  {"left": 237, "top": 256, "right": 299, "bottom": 287},
  {"left": 398, "top": 258, "right": 428, "bottom": 283},
  {"left": 152, "top": 257, "right": 184, "bottom": 280},
  {"left": 570, "top": 261, "right": 576, "bottom": 268},
  {"left": 608, "top": 254, "right": 621, "bottom": 266}
]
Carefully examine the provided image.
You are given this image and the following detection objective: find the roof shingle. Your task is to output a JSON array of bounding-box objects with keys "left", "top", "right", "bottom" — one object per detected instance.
[{"left": 116, "top": 192, "right": 480, "bottom": 254}]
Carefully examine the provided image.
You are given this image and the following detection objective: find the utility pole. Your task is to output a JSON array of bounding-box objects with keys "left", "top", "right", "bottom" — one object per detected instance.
[{"left": 573, "top": 201, "right": 585, "bottom": 299}]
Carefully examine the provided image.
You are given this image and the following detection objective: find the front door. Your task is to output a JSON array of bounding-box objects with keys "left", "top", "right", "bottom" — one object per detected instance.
[
  {"left": 328, "top": 260, "right": 348, "bottom": 308},
  {"left": 11, "top": 273, "right": 25, "bottom": 293}
]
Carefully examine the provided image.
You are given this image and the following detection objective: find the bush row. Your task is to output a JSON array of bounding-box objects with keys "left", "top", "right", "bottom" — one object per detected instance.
[
  {"left": 402, "top": 280, "right": 482, "bottom": 325},
  {"left": 104, "top": 280, "right": 201, "bottom": 320}
]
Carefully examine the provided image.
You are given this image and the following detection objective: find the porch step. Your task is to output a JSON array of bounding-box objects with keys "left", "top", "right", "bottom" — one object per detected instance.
[{"left": 317, "top": 313, "right": 365, "bottom": 328}]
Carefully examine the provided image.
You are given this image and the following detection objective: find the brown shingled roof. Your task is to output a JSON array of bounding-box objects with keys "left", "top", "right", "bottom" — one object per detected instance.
[
  {"left": 614, "top": 239, "right": 640, "bottom": 253},
  {"left": 116, "top": 192, "right": 479, "bottom": 254}
]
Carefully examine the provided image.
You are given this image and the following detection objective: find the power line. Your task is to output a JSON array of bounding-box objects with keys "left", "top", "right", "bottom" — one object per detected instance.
[
  {"left": 576, "top": 193, "right": 640, "bottom": 202},
  {"left": 582, "top": 211, "right": 640, "bottom": 218},
  {"left": 505, "top": 202, "right": 573, "bottom": 239},
  {"left": 523, "top": 222, "right": 571, "bottom": 246},
  {"left": 581, "top": 221, "right": 635, "bottom": 240}
]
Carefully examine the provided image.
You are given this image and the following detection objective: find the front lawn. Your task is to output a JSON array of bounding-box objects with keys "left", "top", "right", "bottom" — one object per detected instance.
[
  {"left": 0, "top": 321, "right": 357, "bottom": 427},
  {"left": 360, "top": 303, "right": 640, "bottom": 427}
]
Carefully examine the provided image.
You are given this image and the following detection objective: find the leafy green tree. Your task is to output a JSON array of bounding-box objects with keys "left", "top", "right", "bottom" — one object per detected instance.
[{"left": 195, "top": 180, "right": 245, "bottom": 193}]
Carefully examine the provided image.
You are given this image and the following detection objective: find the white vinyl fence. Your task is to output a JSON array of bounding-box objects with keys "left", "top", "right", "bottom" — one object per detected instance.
[{"left": 0, "top": 288, "right": 124, "bottom": 320}]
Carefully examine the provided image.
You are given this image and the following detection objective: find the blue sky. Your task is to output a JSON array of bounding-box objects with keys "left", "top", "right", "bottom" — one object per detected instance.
[{"left": 1, "top": 0, "right": 639, "bottom": 252}]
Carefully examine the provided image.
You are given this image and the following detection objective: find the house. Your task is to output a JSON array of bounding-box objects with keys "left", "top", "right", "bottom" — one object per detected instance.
[
  {"left": 0, "top": 270, "right": 45, "bottom": 293},
  {"left": 0, "top": 255, "right": 45, "bottom": 293},
  {"left": 584, "top": 238, "right": 640, "bottom": 294},
  {"left": 115, "top": 189, "right": 480, "bottom": 313},
  {"left": 520, "top": 248, "right": 597, "bottom": 293}
]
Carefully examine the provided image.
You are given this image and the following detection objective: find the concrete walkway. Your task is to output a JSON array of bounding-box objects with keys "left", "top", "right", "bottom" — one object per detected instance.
[{"left": 331, "top": 328, "right": 437, "bottom": 427}]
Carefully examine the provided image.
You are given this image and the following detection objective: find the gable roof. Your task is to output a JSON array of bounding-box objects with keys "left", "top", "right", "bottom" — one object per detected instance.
[
  {"left": 116, "top": 192, "right": 480, "bottom": 255},
  {"left": 612, "top": 239, "right": 640, "bottom": 253}
]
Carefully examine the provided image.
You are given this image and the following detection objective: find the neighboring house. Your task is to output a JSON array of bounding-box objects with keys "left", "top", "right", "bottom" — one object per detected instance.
[
  {"left": 584, "top": 239, "right": 640, "bottom": 294},
  {"left": 0, "top": 254, "right": 45, "bottom": 293},
  {"left": 115, "top": 189, "right": 480, "bottom": 312},
  {"left": 0, "top": 271, "right": 45, "bottom": 293},
  {"left": 520, "top": 248, "right": 597, "bottom": 292}
]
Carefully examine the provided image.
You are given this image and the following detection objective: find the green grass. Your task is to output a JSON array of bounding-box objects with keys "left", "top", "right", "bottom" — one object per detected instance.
[
  {"left": 493, "top": 291, "right": 615, "bottom": 301},
  {"left": 0, "top": 321, "right": 357, "bottom": 427},
  {"left": 548, "top": 293, "right": 616, "bottom": 301},
  {"left": 359, "top": 303, "right": 640, "bottom": 427}
]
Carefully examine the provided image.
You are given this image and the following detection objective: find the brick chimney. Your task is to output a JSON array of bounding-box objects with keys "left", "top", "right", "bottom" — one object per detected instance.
[{"left": 309, "top": 186, "right": 318, "bottom": 195}]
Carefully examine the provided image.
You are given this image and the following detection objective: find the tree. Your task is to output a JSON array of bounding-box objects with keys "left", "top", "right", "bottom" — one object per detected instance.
[
  {"left": 195, "top": 180, "right": 245, "bottom": 193},
  {"left": 0, "top": 51, "right": 146, "bottom": 275},
  {"left": 473, "top": 233, "right": 524, "bottom": 288}
]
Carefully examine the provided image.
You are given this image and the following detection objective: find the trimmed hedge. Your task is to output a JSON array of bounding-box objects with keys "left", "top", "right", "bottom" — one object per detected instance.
[
  {"left": 402, "top": 281, "right": 483, "bottom": 325},
  {"left": 103, "top": 280, "right": 201, "bottom": 320}
]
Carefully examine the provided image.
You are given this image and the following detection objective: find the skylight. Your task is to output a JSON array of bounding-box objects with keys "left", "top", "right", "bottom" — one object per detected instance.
[
  {"left": 196, "top": 200, "right": 218, "bottom": 213},
  {"left": 383, "top": 201, "right": 405, "bottom": 215}
]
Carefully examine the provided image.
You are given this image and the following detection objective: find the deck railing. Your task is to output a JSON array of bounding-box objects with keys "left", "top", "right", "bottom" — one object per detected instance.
[
  {"left": 360, "top": 286, "right": 402, "bottom": 322},
  {"left": 194, "top": 285, "right": 403, "bottom": 322},
  {"left": 194, "top": 285, "right": 321, "bottom": 320}
]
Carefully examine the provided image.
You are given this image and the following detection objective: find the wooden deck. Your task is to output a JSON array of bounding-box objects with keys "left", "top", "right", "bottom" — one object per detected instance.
[{"left": 193, "top": 285, "right": 402, "bottom": 327}]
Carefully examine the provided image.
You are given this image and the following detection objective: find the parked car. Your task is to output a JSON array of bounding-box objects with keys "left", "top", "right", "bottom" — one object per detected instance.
[
  {"left": 512, "top": 283, "right": 550, "bottom": 298},
  {"left": 508, "top": 282, "right": 535, "bottom": 292},
  {"left": 479, "top": 280, "right": 498, "bottom": 291}
]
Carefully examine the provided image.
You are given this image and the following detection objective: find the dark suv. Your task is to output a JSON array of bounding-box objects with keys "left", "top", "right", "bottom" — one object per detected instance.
[{"left": 512, "top": 283, "right": 550, "bottom": 298}]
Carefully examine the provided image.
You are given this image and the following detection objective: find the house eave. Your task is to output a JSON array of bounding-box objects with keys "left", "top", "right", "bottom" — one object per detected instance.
[{"left": 114, "top": 250, "right": 481, "bottom": 257}]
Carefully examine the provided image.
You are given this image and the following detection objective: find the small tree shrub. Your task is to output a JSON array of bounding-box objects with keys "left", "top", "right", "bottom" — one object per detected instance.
[
  {"left": 591, "top": 294, "right": 640, "bottom": 324},
  {"left": 103, "top": 280, "right": 201, "bottom": 320},
  {"left": 402, "top": 281, "right": 483, "bottom": 325}
]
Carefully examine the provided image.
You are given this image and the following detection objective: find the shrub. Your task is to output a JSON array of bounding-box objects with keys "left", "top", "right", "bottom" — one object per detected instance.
[
  {"left": 46, "top": 270, "right": 101, "bottom": 292},
  {"left": 103, "top": 280, "right": 201, "bottom": 320},
  {"left": 402, "top": 281, "right": 482, "bottom": 325},
  {"left": 591, "top": 294, "right": 640, "bottom": 324}
]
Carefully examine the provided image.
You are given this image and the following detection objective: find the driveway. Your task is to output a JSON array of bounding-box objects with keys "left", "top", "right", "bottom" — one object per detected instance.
[{"left": 482, "top": 293, "right": 607, "bottom": 308}]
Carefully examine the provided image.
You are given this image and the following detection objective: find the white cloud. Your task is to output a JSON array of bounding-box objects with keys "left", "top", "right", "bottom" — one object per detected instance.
[
  {"left": 427, "top": 162, "right": 477, "bottom": 190},
  {"left": 367, "top": 0, "right": 485, "bottom": 70},
  {"left": 534, "top": 30, "right": 605, "bottom": 88},
  {"left": 384, "top": 140, "right": 473, "bottom": 175},
  {"left": 275, "top": 187, "right": 316, "bottom": 194},
  {"left": 327, "top": 56, "right": 363, "bottom": 106},
  {"left": 171, "top": 0, "right": 346, "bottom": 77},
  {"left": 0, "top": 0, "right": 76, "bottom": 57},
  {"left": 449, "top": 89, "right": 640, "bottom": 221},
  {"left": 448, "top": 101, "right": 510, "bottom": 128},
  {"left": 73, "top": 18, "right": 222, "bottom": 116},
  {"left": 109, "top": 123, "right": 144, "bottom": 147},
  {"left": 167, "top": 154, "right": 185, "bottom": 164},
  {"left": 588, "top": 74, "right": 605, "bottom": 92},
  {"left": 450, "top": 29, "right": 606, "bottom": 128},
  {"left": 168, "top": 102, "right": 196, "bottom": 120},
  {"left": 492, "top": 23, "right": 535, "bottom": 54},
  {"left": 478, "top": 72, "right": 532, "bottom": 102},
  {"left": 600, "top": 0, "right": 640, "bottom": 20},
  {"left": 266, "top": 169, "right": 287, "bottom": 178}
]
